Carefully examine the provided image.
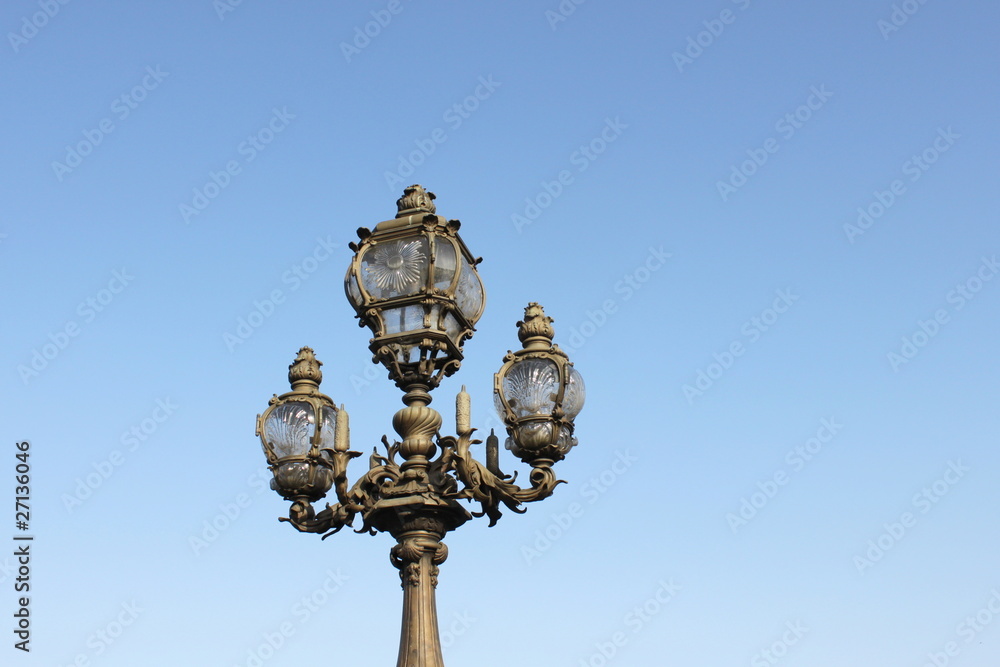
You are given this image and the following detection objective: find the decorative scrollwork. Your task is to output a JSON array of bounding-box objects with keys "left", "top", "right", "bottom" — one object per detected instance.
[
  {"left": 280, "top": 395, "right": 565, "bottom": 538},
  {"left": 438, "top": 429, "right": 564, "bottom": 527},
  {"left": 280, "top": 438, "right": 403, "bottom": 537}
]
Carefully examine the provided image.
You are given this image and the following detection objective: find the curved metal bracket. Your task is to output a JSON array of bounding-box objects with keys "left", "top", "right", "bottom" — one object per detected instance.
[{"left": 438, "top": 430, "right": 564, "bottom": 527}]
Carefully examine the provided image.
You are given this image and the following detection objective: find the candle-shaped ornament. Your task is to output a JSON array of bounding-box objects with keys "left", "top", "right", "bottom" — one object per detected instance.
[
  {"left": 486, "top": 429, "right": 500, "bottom": 476},
  {"left": 456, "top": 385, "right": 471, "bottom": 435},
  {"left": 334, "top": 404, "right": 350, "bottom": 452}
]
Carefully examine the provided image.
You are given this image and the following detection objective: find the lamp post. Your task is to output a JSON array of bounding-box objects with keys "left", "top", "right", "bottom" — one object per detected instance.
[{"left": 255, "top": 185, "right": 585, "bottom": 667}]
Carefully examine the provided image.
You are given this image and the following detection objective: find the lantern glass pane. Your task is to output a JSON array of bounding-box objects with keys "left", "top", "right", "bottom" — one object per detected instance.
[
  {"left": 274, "top": 461, "right": 310, "bottom": 489},
  {"left": 395, "top": 344, "right": 419, "bottom": 364},
  {"left": 382, "top": 304, "right": 426, "bottom": 335},
  {"left": 360, "top": 237, "right": 429, "bottom": 299},
  {"left": 517, "top": 421, "right": 554, "bottom": 445},
  {"left": 347, "top": 273, "right": 362, "bottom": 307},
  {"left": 428, "top": 303, "right": 462, "bottom": 345},
  {"left": 318, "top": 406, "right": 338, "bottom": 449},
  {"left": 563, "top": 367, "right": 586, "bottom": 420},
  {"left": 455, "top": 262, "right": 484, "bottom": 324},
  {"left": 493, "top": 388, "right": 506, "bottom": 423},
  {"left": 499, "top": 358, "right": 560, "bottom": 419},
  {"left": 264, "top": 402, "right": 315, "bottom": 459},
  {"left": 443, "top": 311, "right": 461, "bottom": 345},
  {"left": 433, "top": 238, "right": 458, "bottom": 291},
  {"left": 555, "top": 426, "right": 578, "bottom": 454}
]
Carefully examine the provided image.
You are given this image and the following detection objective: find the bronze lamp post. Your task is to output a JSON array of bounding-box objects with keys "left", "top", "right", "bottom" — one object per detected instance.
[{"left": 255, "top": 185, "right": 584, "bottom": 667}]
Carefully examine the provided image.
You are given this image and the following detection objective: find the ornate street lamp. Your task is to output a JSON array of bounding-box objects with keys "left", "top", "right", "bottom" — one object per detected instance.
[
  {"left": 255, "top": 186, "right": 585, "bottom": 667},
  {"left": 494, "top": 302, "right": 585, "bottom": 464},
  {"left": 344, "top": 184, "right": 484, "bottom": 393},
  {"left": 256, "top": 347, "right": 357, "bottom": 526}
]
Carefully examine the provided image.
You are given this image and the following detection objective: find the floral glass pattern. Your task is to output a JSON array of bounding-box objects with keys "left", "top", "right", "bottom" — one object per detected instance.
[{"left": 361, "top": 238, "right": 428, "bottom": 299}]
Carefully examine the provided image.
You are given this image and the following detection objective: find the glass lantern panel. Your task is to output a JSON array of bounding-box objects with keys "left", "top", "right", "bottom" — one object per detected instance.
[
  {"left": 555, "top": 425, "right": 578, "bottom": 454},
  {"left": 360, "top": 237, "right": 429, "bottom": 300},
  {"left": 428, "top": 303, "right": 463, "bottom": 345},
  {"left": 382, "top": 304, "right": 426, "bottom": 335},
  {"left": 493, "top": 388, "right": 506, "bottom": 423},
  {"left": 433, "top": 238, "right": 458, "bottom": 291},
  {"left": 273, "top": 461, "right": 310, "bottom": 490},
  {"left": 455, "top": 261, "right": 484, "bottom": 324},
  {"left": 562, "top": 366, "right": 586, "bottom": 420},
  {"left": 347, "top": 273, "right": 362, "bottom": 307},
  {"left": 516, "top": 421, "right": 554, "bottom": 447},
  {"left": 499, "top": 358, "right": 560, "bottom": 418},
  {"left": 395, "top": 344, "right": 420, "bottom": 364},
  {"left": 264, "top": 401, "right": 315, "bottom": 459},
  {"left": 318, "top": 406, "right": 338, "bottom": 449},
  {"left": 442, "top": 311, "right": 462, "bottom": 345}
]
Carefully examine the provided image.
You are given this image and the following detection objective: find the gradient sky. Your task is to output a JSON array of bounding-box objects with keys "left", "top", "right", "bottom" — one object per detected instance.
[{"left": 3, "top": 1, "right": 999, "bottom": 665}]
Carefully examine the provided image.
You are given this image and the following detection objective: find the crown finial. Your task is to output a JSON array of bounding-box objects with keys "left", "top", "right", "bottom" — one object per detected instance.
[
  {"left": 396, "top": 184, "right": 437, "bottom": 217},
  {"left": 288, "top": 346, "right": 323, "bottom": 389},
  {"left": 517, "top": 302, "right": 555, "bottom": 343}
]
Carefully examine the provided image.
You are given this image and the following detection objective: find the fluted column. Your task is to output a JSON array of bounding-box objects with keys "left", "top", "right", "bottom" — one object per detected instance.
[{"left": 391, "top": 524, "right": 449, "bottom": 667}]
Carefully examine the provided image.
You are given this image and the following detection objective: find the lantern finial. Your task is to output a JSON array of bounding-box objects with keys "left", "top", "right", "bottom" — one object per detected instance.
[
  {"left": 289, "top": 346, "right": 323, "bottom": 389},
  {"left": 517, "top": 302, "right": 554, "bottom": 344},
  {"left": 396, "top": 184, "right": 437, "bottom": 217}
]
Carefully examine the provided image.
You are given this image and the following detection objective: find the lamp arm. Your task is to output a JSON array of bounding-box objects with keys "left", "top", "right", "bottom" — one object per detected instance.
[
  {"left": 439, "top": 430, "right": 564, "bottom": 527},
  {"left": 280, "top": 498, "right": 354, "bottom": 535},
  {"left": 326, "top": 449, "right": 363, "bottom": 505},
  {"left": 280, "top": 446, "right": 400, "bottom": 536}
]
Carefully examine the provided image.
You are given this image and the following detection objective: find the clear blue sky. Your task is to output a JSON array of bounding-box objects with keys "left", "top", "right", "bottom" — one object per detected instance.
[{"left": 3, "top": 1, "right": 999, "bottom": 665}]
